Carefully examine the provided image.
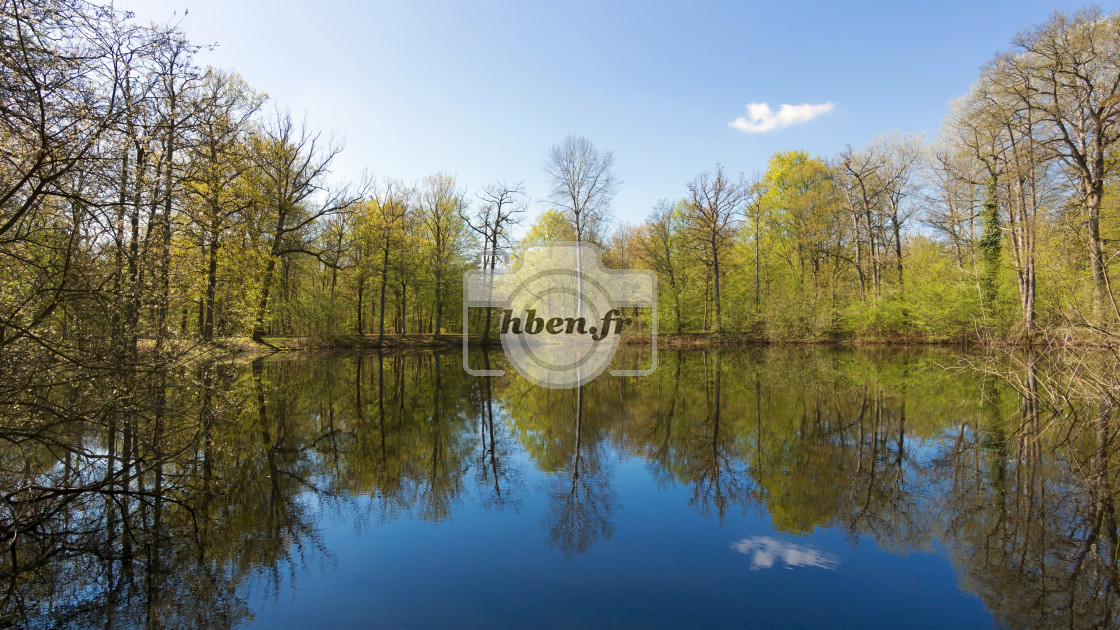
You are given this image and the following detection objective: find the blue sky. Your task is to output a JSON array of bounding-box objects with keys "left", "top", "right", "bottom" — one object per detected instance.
[{"left": 124, "top": 0, "right": 1091, "bottom": 229}]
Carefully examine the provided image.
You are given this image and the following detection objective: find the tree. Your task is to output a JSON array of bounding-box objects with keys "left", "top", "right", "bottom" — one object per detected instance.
[
  {"left": 873, "top": 132, "right": 923, "bottom": 288},
  {"left": 761, "top": 152, "right": 851, "bottom": 335},
  {"left": 543, "top": 135, "right": 618, "bottom": 243},
  {"left": 943, "top": 93, "right": 1008, "bottom": 324},
  {"left": 147, "top": 27, "right": 201, "bottom": 351},
  {"left": 417, "top": 173, "right": 468, "bottom": 337},
  {"left": 685, "top": 165, "right": 747, "bottom": 331},
  {"left": 1014, "top": 8, "right": 1120, "bottom": 312},
  {"left": 464, "top": 181, "right": 526, "bottom": 343},
  {"left": 922, "top": 139, "right": 982, "bottom": 268},
  {"left": 389, "top": 208, "right": 423, "bottom": 333},
  {"left": 348, "top": 198, "right": 378, "bottom": 335},
  {"left": 247, "top": 111, "right": 359, "bottom": 342},
  {"left": 839, "top": 143, "right": 886, "bottom": 298},
  {"left": 745, "top": 177, "right": 766, "bottom": 316},
  {"left": 373, "top": 179, "right": 411, "bottom": 346},
  {"left": 184, "top": 69, "right": 262, "bottom": 341},
  {"left": 638, "top": 200, "right": 687, "bottom": 333},
  {"left": 983, "top": 52, "right": 1051, "bottom": 336},
  {"left": 0, "top": 0, "right": 119, "bottom": 243},
  {"left": 949, "top": 51, "right": 1055, "bottom": 336}
]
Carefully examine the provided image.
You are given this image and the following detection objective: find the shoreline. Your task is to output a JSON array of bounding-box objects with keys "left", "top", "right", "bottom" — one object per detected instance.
[
  {"left": 185, "top": 328, "right": 1120, "bottom": 361},
  {"left": 187, "top": 332, "right": 980, "bottom": 361}
]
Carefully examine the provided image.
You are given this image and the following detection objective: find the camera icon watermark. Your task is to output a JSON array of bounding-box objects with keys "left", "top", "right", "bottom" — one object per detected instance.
[{"left": 463, "top": 241, "right": 657, "bottom": 389}]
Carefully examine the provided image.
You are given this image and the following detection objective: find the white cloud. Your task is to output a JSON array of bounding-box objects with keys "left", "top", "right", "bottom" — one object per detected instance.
[
  {"left": 729, "top": 102, "right": 835, "bottom": 133},
  {"left": 731, "top": 536, "right": 839, "bottom": 571}
]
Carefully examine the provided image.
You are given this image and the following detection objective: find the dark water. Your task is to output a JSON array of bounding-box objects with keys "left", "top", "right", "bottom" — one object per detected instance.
[{"left": 4, "top": 347, "right": 1119, "bottom": 628}]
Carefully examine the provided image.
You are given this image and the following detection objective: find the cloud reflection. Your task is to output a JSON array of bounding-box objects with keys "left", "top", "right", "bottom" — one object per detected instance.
[{"left": 731, "top": 536, "right": 839, "bottom": 571}]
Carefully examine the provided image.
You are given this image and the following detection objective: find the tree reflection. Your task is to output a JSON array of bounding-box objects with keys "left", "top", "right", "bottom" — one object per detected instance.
[
  {"left": 683, "top": 351, "right": 753, "bottom": 522},
  {"left": 935, "top": 356, "right": 1120, "bottom": 628},
  {"left": 543, "top": 384, "right": 617, "bottom": 557},
  {"left": 0, "top": 351, "right": 505, "bottom": 627},
  {"left": 474, "top": 350, "right": 522, "bottom": 512},
  {"left": 2, "top": 347, "right": 1120, "bottom": 627}
]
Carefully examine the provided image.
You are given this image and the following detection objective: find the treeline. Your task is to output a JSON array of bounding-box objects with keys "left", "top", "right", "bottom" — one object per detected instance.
[
  {"left": 0, "top": 0, "right": 477, "bottom": 351},
  {"left": 608, "top": 8, "right": 1120, "bottom": 342},
  {"left": 3, "top": 1, "right": 1120, "bottom": 354}
]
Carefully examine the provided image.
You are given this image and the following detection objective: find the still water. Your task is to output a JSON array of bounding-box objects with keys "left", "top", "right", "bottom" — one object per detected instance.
[{"left": 5, "top": 348, "right": 1119, "bottom": 628}]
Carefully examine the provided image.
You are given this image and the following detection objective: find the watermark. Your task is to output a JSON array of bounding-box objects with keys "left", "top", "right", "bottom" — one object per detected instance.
[{"left": 463, "top": 241, "right": 657, "bottom": 389}]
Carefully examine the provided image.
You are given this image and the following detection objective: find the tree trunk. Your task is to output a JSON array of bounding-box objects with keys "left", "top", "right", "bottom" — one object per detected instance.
[
  {"left": 433, "top": 266, "right": 442, "bottom": 337},
  {"left": 755, "top": 213, "right": 763, "bottom": 312},
  {"left": 852, "top": 211, "right": 866, "bottom": 301},
  {"left": 252, "top": 257, "right": 277, "bottom": 342},
  {"left": 377, "top": 243, "right": 389, "bottom": 347},
  {"left": 670, "top": 270, "right": 682, "bottom": 334},
  {"left": 482, "top": 236, "right": 499, "bottom": 344},
  {"left": 712, "top": 240, "right": 722, "bottom": 331},
  {"left": 156, "top": 130, "right": 174, "bottom": 351},
  {"left": 356, "top": 276, "right": 364, "bottom": 335},
  {"left": 1086, "top": 178, "right": 1107, "bottom": 311},
  {"left": 864, "top": 206, "right": 879, "bottom": 295},
  {"left": 203, "top": 233, "right": 218, "bottom": 341},
  {"left": 892, "top": 215, "right": 904, "bottom": 287},
  {"left": 978, "top": 175, "right": 1001, "bottom": 318}
]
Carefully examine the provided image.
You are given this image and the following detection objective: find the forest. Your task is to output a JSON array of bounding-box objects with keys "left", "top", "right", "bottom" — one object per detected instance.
[
  {"left": 4, "top": 2, "right": 1120, "bottom": 356},
  {"left": 5, "top": 3, "right": 1120, "bottom": 626}
]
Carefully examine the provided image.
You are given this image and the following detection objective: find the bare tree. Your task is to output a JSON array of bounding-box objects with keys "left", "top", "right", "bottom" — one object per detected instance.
[
  {"left": 872, "top": 132, "right": 923, "bottom": 288},
  {"left": 0, "top": 0, "right": 119, "bottom": 243},
  {"left": 1015, "top": 8, "right": 1120, "bottom": 313},
  {"left": 921, "top": 140, "right": 982, "bottom": 268},
  {"left": 685, "top": 165, "right": 747, "bottom": 331},
  {"left": 839, "top": 144, "right": 886, "bottom": 298},
  {"left": 955, "top": 52, "right": 1055, "bottom": 336},
  {"left": 248, "top": 110, "right": 360, "bottom": 342},
  {"left": 464, "top": 181, "right": 525, "bottom": 343},
  {"left": 543, "top": 135, "right": 618, "bottom": 243}
]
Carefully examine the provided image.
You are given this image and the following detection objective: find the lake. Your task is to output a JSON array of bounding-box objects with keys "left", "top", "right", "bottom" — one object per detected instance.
[{"left": 4, "top": 347, "right": 1118, "bottom": 628}]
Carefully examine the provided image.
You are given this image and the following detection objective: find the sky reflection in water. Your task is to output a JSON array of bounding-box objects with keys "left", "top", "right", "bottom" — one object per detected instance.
[{"left": 7, "top": 347, "right": 1119, "bottom": 629}]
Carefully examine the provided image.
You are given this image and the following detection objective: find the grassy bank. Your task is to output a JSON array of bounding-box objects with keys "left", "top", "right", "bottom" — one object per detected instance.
[{"left": 240, "top": 331, "right": 980, "bottom": 352}]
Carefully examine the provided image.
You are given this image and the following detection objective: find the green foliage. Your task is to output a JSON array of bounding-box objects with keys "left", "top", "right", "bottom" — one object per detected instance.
[
  {"left": 521, "top": 208, "right": 576, "bottom": 246},
  {"left": 3, "top": 0, "right": 1119, "bottom": 357},
  {"left": 978, "top": 176, "right": 1002, "bottom": 317}
]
